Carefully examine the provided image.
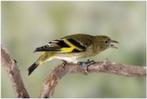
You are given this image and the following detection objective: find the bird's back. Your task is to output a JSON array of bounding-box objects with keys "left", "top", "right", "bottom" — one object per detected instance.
[{"left": 62, "top": 34, "right": 94, "bottom": 47}]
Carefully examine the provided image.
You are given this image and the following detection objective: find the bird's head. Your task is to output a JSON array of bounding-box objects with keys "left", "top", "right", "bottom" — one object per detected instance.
[{"left": 95, "top": 35, "right": 119, "bottom": 51}]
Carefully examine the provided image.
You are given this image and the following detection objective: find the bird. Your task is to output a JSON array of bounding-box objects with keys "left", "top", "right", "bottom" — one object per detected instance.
[{"left": 28, "top": 34, "right": 118, "bottom": 75}]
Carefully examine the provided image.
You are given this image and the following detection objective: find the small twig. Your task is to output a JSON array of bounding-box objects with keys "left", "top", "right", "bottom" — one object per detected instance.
[
  {"left": 1, "top": 48, "right": 30, "bottom": 98},
  {"left": 40, "top": 61, "right": 146, "bottom": 98}
]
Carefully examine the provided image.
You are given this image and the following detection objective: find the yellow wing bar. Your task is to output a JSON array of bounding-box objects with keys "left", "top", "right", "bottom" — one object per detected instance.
[{"left": 60, "top": 38, "right": 83, "bottom": 53}]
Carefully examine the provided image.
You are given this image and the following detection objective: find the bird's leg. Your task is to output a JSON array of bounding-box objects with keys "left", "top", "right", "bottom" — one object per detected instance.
[
  {"left": 61, "top": 60, "right": 68, "bottom": 69},
  {"left": 78, "top": 59, "right": 96, "bottom": 74}
]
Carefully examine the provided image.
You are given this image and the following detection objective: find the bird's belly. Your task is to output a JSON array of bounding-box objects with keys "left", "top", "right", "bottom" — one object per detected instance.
[
  {"left": 53, "top": 52, "right": 80, "bottom": 63},
  {"left": 53, "top": 49, "right": 96, "bottom": 63},
  {"left": 54, "top": 56, "right": 78, "bottom": 63}
]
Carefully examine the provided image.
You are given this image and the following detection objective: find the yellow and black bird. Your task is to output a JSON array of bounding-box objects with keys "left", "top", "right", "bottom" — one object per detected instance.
[{"left": 28, "top": 34, "right": 118, "bottom": 75}]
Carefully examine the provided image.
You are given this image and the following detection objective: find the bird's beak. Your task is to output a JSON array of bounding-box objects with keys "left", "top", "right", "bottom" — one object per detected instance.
[{"left": 110, "top": 40, "right": 119, "bottom": 49}]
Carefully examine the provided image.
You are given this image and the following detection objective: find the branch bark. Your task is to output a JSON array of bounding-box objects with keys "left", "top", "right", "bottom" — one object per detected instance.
[
  {"left": 40, "top": 60, "right": 146, "bottom": 98},
  {"left": 1, "top": 48, "right": 30, "bottom": 98}
]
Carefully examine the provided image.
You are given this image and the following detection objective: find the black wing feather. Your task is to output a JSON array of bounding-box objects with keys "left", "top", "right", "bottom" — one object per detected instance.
[
  {"left": 67, "top": 38, "right": 86, "bottom": 51},
  {"left": 34, "top": 46, "right": 60, "bottom": 52},
  {"left": 34, "top": 39, "right": 70, "bottom": 52},
  {"left": 34, "top": 38, "right": 86, "bottom": 53}
]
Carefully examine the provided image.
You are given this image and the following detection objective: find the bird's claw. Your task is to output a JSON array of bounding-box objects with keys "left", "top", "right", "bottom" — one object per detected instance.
[
  {"left": 78, "top": 59, "right": 96, "bottom": 74},
  {"left": 61, "top": 60, "right": 68, "bottom": 69}
]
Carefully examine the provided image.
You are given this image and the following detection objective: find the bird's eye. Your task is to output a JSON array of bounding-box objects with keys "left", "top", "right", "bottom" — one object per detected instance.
[{"left": 105, "top": 40, "right": 108, "bottom": 43}]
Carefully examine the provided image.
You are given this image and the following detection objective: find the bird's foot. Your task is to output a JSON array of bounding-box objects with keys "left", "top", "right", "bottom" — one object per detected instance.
[
  {"left": 78, "top": 59, "right": 96, "bottom": 75},
  {"left": 61, "top": 60, "right": 68, "bottom": 69}
]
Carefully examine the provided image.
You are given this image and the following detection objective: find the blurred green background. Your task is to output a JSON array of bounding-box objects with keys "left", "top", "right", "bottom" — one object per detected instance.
[{"left": 1, "top": 1, "right": 146, "bottom": 98}]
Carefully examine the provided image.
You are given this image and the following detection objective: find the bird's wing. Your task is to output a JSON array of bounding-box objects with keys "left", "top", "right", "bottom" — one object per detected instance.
[{"left": 34, "top": 38, "right": 86, "bottom": 53}]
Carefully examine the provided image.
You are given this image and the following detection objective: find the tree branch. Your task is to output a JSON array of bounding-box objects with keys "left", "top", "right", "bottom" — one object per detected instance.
[
  {"left": 1, "top": 47, "right": 146, "bottom": 98},
  {"left": 1, "top": 48, "right": 30, "bottom": 98},
  {"left": 40, "top": 61, "right": 146, "bottom": 98}
]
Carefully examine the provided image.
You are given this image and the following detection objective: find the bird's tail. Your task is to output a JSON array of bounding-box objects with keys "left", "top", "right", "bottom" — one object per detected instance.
[
  {"left": 28, "top": 62, "right": 39, "bottom": 76},
  {"left": 28, "top": 52, "right": 55, "bottom": 76}
]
